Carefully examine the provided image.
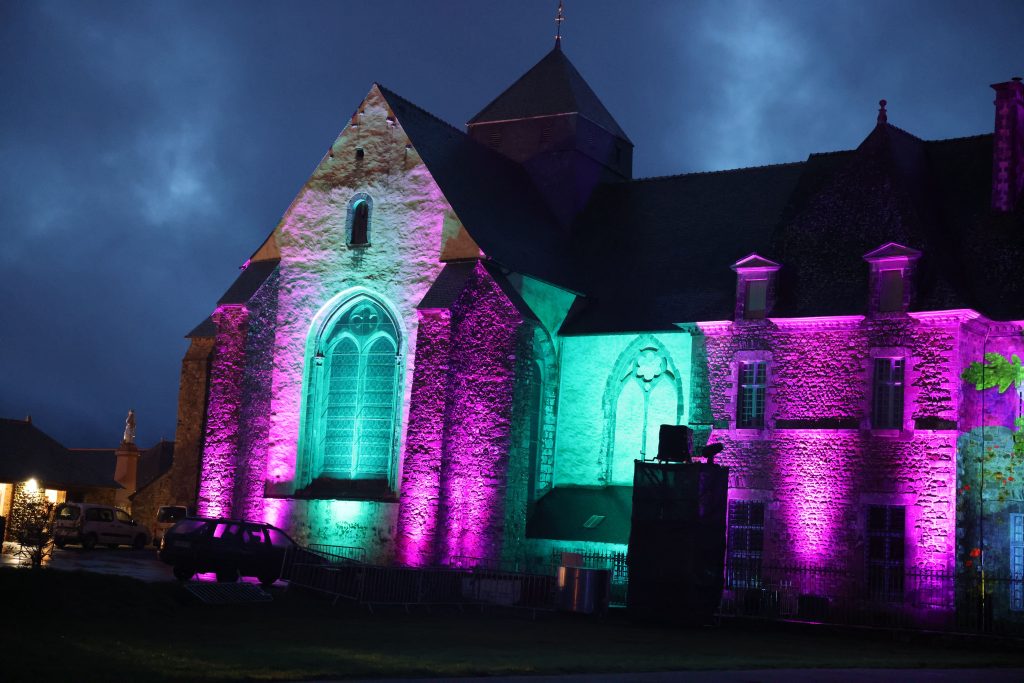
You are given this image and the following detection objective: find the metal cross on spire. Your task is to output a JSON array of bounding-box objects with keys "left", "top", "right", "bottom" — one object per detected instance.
[{"left": 554, "top": 0, "right": 565, "bottom": 48}]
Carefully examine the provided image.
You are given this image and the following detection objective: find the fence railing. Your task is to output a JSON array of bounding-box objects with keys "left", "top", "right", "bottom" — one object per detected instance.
[
  {"left": 284, "top": 546, "right": 557, "bottom": 611},
  {"left": 283, "top": 544, "right": 1024, "bottom": 634}
]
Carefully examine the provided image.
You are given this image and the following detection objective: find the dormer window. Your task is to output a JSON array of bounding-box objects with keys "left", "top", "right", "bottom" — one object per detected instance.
[
  {"left": 863, "top": 243, "right": 921, "bottom": 315},
  {"left": 731, "top": 254, "right": 781, "bottom": 321}
]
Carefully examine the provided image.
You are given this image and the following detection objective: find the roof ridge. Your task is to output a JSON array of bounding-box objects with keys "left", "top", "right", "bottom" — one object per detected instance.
[
  {"left": 925, "top": 132, "right": 993, "bottom": 144},
  {"left": 883, "top": 121, "right": 925, "bottom": 142},
  {"left": 632, "top": 159, "right": 806, "bottom": 183},
  {"left": 375, "top": 82, "right": 466, "bottom": 137}
]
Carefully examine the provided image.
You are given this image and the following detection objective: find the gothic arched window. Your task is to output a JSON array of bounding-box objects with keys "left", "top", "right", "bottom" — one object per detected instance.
[
  {"left": 303, "top": 296, "right": 400, "bottom": 483},
  {"left": 604, "top": 341, "right": 682, "bottom": 485},
  {"left": 347, "top": 194, "right": 372, "bottom": 246}
]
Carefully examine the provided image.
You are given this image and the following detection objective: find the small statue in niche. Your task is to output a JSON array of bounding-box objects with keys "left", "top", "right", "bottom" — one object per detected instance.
[{"left": 122, "top": 409, "right": 136, "bottom": 445}]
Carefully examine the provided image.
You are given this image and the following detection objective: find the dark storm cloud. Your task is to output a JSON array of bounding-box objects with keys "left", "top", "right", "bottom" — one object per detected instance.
[{"left": 1, "top": 0, "right": 1022, "bottom": 447}]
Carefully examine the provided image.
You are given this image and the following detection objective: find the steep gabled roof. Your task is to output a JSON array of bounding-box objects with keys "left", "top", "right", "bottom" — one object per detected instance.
[
  {"left": 0, "top": 419, "right": 120, "bottom": 489},
  {"left": 468, "top": 46, "right": 630, "bottom": 142},
  {"left": 378, "top": 84, "right": 584, "bottom": 291}
]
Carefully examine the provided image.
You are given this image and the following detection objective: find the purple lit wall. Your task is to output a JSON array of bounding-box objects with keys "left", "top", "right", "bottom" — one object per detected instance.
[
  {"left": 397, "top": 263, "right": 525, "bottom": 566},
  {"left": 697, "top": 314, "right": 959, "bottom": 575},
  {"left": 197, "top": 304, "right": 249, "bottom": 518},
  {"left": 395, "top": 309, "right": 452, "bottom": 566}
]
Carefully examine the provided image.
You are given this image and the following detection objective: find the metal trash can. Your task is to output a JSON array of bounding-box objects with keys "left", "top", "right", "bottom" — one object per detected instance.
[{"left": 557, "top": 565, "right": 611, "bottom": 615}]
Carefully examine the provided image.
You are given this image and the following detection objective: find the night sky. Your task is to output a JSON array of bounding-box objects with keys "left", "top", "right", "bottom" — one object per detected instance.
[{"left": 2, "top": 0, "right": 1022, "bottom": 448}]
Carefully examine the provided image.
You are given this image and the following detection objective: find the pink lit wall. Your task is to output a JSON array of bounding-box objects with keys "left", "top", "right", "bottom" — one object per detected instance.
[
  {"left": 397, "top": 263, "right": 525, "bottom": 566},
  {"left": 697, "top": 313, "right": 960, "bottom": 574},
  {"left": 197, "top": 304, "right": 249, "bottom": 518}
]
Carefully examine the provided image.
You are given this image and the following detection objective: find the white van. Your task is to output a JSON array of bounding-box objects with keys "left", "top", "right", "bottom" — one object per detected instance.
[
  {"left": 151, "top": 505, "right": 189, "bottom": 546},
  {"left": 52, "top": 503, "right": 151, "bottom": 550}
]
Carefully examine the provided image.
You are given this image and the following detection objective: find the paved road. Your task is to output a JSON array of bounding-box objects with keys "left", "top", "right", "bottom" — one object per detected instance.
[
  {"left": 1, "top": 542, "right": 175, "bottom": 581},
  {"left": 341, "top": 670, "right": 1024, "bottom": 683}
]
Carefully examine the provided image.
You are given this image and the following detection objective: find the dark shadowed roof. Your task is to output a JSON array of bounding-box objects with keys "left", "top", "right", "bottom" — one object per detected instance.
[
  {"left": 217, "top": 259, "right": 280, "bottom": 305},
  {"left": 379, "top": 85, "right": 583, "bottom": 291},
  {"left": 526, "top": 485, "right": 632, "bottom": 544},
  {"left": 417, "top": 260, "right": 538, "bottom": 322},
  {"left": 138, "top": 440, "right": 174, "bottom": 490},
  {"left": 563, "top": 123, "right": 1024, "bottom": 332},
  {"left": 468, "top": 46, "right": 630, "bottom": 142},
  {"left": 563, "top": 162, "right": 806, "bottom": 333},
  {"left": 0, "top": 419, "right": 120, "bottom": 489}
]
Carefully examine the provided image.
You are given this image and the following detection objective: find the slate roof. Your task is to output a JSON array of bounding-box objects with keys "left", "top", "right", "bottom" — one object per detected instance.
[
  {"left": 468, "top": 46, "right": 631, "bottom": 143},
  {"left": 417, "top": 260, "right": 538, "bottom": 323},
  {"left": 564, "top": 124, "right": 1024, "bottom": 332},
  {"left": 0, "top": 419, "right": 120, "bottom": 489},
  {"left": 563, "top": 161, "right": 807, "bottom": 333},
  {"left": 526, "top": 485, "right": 633, "bottom": 544},
  {"left": 138, "top": 440, "right": 174, "bottom": 490},
  {"left": 379, "top": 85, "right": 582, "bottom": 291}
]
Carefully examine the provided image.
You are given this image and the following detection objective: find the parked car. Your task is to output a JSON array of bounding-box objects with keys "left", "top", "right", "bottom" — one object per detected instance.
[
  {"left": 158, "top": 517, "right": 296, "bottom": 585},
  {"left": 52, "top": 503, "right": 151, "bottom": 550},
  {"left": 151, "top": 505, "right": 190, "bottom": 547}
]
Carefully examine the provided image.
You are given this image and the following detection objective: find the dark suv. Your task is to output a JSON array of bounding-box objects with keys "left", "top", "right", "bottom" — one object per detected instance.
[{"left": 158, "top": 517, "right": 295, "bottom": 585}]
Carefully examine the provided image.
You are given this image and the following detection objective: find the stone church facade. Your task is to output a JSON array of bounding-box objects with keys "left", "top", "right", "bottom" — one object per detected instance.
[{"left": 170, "top": 44, "right": 1024, "bottom": 619}]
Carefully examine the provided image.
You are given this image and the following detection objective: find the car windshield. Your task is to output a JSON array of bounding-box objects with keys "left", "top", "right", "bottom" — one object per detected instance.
[
  {"left": 56, "top": 505, "right": 80, "bottom": 521},
  {"left": 267, "top": 528, "right": 294, "bottom": 548},
  {"left": 115, "top": 510, "right": 131, "bottom": 523},
  {"left": 169, "top": 519, "right": 208, "bottom": 536}
]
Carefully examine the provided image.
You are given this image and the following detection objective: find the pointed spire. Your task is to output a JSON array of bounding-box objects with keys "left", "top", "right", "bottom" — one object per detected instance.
[
  {"left": 877, "top": 99, "right": 888, "bottom": 125},
  {"left": 554, "top": 0, "right": 565, "bottom": 49}
]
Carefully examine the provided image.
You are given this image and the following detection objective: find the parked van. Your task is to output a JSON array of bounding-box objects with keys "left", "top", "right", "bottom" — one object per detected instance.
[
  {"left": 151, "top": 505, "right": 189, "bottom": 546},
  {"left": 52, "top": 503, "right": 151, "bottom": 550}
]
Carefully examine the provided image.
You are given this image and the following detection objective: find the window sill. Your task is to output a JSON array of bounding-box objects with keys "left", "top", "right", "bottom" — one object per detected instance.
[
  {"left": 866, "top": 427, "right": 913, "bottom": 440},
  {"left": 347, "top": 243, "right": 371, "bottom": 249},
  {"left": 289, "top": 477, "right": 397, "bottom": 503},
  {"left": 728, "top": 427, "right": 770, "bottom": 441}
]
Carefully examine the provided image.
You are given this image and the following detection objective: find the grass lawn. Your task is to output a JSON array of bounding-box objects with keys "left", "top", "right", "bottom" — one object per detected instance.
[{"left": 2, "top": 568, "right": 1022, "bottom": 682}]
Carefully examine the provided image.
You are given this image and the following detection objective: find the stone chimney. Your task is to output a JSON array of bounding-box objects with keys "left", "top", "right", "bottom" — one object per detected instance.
[{"left": 992, "top": 77, "right": 1024, "bottom": 212}]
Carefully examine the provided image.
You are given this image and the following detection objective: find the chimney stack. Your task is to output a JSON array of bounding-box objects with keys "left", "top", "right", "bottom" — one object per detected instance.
[{"left": 992, "top": 77, "right": 1024, "bottom": 212}]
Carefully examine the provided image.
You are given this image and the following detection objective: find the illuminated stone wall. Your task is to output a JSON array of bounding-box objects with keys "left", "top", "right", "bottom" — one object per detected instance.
[
  {"left": 697, "top": 314, "right": 962, "bottom": 575},
  {"left": 554, "top": 332, "right": 692, "bottom": 487},
  {"left": 396, "top": 262, "right": 526, "bottom": 566},
  {"left": 197, "top": 304, "right": 249, "bottom": 518},
  {"left": 197, "top": 85, "right": 462, "bottom": 558}
]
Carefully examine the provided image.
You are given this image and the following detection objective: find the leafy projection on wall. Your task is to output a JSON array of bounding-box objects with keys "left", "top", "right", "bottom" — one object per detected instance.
[{"left": 961, "top": 352, "right": 1024, "bottom": 393}]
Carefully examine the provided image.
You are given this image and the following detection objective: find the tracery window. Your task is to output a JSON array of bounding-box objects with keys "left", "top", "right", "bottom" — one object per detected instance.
[
  {"left": 304, "top": 297, "right": 400, "bottom": 482},
  {"left": 610, "top": 345, "right": 680, "bottom": 484}
]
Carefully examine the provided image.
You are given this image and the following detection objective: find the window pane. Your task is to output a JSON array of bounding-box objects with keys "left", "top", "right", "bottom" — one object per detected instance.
[
  {"left": 872, "top": 358, "right": 904, "bottom": 429},
  {"left": 745, "top": 280, "right": 767, "bottom": 319},
  {"left": 879, "top": 269, "right": 904, "bottom": 312},
  {"left": 738, "top": 361, "right": 766, "bottom": 428}
]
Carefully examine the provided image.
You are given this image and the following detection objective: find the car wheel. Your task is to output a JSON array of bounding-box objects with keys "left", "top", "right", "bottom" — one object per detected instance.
[
  {"left": 81, "top": 533, "right": 97, "bottom": 551},
  {"left": 173, "top": 565, "right": 195, "bottom": 582},
  {"left": 258, "top": 574, "right": 278, "bottom": 588},
  {"left": 216, "top": 568, "right": 238, "bottom": 583},
  {"left": 132, "top": 534, "right": 146, "bottom": 550},
  {"left": 54, "top": 539, "right": 66, "bottom": 549}
]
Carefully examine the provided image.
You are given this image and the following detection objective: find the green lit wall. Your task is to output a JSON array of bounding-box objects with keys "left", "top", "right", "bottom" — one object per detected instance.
[{"left": 554, "top": 331, "right": 692, "bottom": 487}]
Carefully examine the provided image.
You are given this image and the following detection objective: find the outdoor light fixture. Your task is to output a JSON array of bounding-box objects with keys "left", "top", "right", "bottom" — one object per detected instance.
[{"left": 24, "top": 478, "right": 38, "bottom": 493}]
